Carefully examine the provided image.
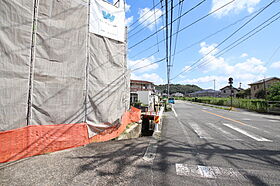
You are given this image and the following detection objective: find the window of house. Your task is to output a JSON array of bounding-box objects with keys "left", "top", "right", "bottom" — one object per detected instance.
[{"left": 224, "top": 90, "right": 226, "bottom": 93}]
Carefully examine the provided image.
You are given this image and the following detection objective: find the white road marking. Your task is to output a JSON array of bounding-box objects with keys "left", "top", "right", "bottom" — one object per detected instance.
[
  {"left": 189, "top": 122, "right": 212, "bottom": 139},
  {"left": 176, "top": 164, "right": 246, "bottom": 180},
  {"left": 268, "top": 120, "right": 279, "bottom": 123},
  {"left": 207, "top": 123, "right": 241, "bottom": 140},
  {"left": 223, "top": 123, "right": 272, "bottom": 142},
  {"left": 197, "top": 165, "right": 216, "bottom": 178},
  {"left": 172, "top": 106, "right": 178, "bottom": 117},
  {"left": 242, "top": 118, "right": 251, "bottom": 121}
]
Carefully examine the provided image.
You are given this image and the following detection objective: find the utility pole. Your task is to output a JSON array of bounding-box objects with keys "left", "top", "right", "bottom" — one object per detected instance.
[
  {"left": 213, "top": 79, "right": 216, "bottom": 97},
  {"left": 165, "top": 0, "right": 169, "bottom": 97}
]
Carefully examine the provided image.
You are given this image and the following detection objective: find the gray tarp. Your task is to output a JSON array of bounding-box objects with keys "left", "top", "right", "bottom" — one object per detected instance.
[
  {"left": 0, "top": 0, "right": 33, "bottom": 130},
  {"left": 87, "top": 34, "right": 129, "bottom": 136},
  {"left": 31, "top": 0, "right": 87, "bottom": 125},
  {"left": 0, "top": 0, "right": 129, "bottom": 136}
]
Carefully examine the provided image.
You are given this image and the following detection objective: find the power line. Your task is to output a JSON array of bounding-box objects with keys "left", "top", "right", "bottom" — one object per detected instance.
[
  {"left": 132, "top": 9, "right": 280, "bottom": 77},
  {"left": 128, "top": 0, "right": 208, "bottom": 50},
  {"left": 173, "top": 9, "right": 280, "bottom": 78},
  {"left": 129, "top": 7, "right": 256, "bottom": 60},
  {"left": 131, "top": 58, "right": 166, "bottom": 72},
  {"left": 171, "top": 0, "right": 184, "bottom": 68},
  {"left": 171, "top": 0, "right": 276, "bottom": 80},
  {"left": 128, "top": 0, "right": 181, "bottom": 39},
  {"left": 153, "top": 0, "right": 160, "bottom": 52},
  {"left": 128, "top": 0, "right": 163, "bottom": 28}
]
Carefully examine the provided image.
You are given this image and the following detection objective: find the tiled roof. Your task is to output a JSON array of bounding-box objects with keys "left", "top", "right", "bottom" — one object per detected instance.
[
  {"left": 130, "top": 79, "right": 154, "bottom": 85},
  {"left": 248, "top": 77, "right": 280, "bottom": 85}
]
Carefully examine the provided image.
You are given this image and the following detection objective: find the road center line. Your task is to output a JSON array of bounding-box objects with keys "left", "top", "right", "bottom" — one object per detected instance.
[
  {"left": 202, "top": 110, "right": 247, "bottom": 126},
  {"left": 223, "top": 123, "right": 272, "bottom": 142}
]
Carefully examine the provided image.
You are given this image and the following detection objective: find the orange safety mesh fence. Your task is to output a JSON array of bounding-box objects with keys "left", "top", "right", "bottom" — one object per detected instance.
[{"left": 0, "top": 107, "right": 141, "bottom": 163}]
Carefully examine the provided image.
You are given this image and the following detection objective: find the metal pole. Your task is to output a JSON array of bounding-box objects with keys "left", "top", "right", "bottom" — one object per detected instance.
[{"left": 165, "top": 0, "right": 169, "bottom": 97}]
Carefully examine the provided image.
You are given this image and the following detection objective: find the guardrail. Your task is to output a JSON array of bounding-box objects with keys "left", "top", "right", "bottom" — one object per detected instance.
[{"left": 267, "top": 101, "right": 280, "bottom": 114}]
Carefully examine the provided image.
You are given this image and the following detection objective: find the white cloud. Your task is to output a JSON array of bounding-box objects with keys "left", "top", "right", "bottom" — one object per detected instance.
[
  {"left": 138, "top": 8, "right": 163, "bottom": 30},
  {"left": 124, "top": 2, "right": 131, "bottom": 12},
  {"left": 128, "top": 56, "right": 159, "bottom": 73},
  {"left": 178, "top": 42, "right": 267, "bottom": 89},
  {"left": 271, "top": 61, "right": 280, "bottom": 69},
  {"left": 125, "top": 16, "right": 133, "bottom": 26},
  {"left": 197, "top": 42, "right": 267, "bottom": 75},
  {"left": 211, "top": 0, "right": 261, "bottom": 18},
  {"left": 131, "top": 73, "right": 164, "bottom": 85},
  {"left": 241, "top": 53, "right": 248, "bottom": 58}
]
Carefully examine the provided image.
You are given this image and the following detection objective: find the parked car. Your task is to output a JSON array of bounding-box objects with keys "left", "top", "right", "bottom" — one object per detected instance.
[{"left": 168, "top": 97, "right": 175, "bottom": 104}]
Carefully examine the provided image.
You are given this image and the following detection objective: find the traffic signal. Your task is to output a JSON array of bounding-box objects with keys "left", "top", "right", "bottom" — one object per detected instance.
[{"left": 228, "top": 77, "right": 233, "bottom": 85}]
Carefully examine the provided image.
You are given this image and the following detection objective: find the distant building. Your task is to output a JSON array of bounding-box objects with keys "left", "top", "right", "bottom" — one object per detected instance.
[
  {"left": 248, "top": 77, "right": 280, "bottom": 98},
  {"left": 171, "top": 92, "right": 184, "bottom": 97},
  {"left": 220, "top": 86, "right": 240, "bottom": 98},
  {"left": 130, "top": 80, "right": 155, "bottom": 92},
  {"left": 188, "top": 89, "right": 221, "bottom": 97},
  {"left": 130, "top": 80, "right": 157, "bottom": 110}
]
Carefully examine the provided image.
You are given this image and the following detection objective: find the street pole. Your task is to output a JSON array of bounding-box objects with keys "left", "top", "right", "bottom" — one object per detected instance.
[
  {"left": 263, "top": 77, "right": 268, "bottom": 112},
  {"left": 228, "top": 77, "right": 233, "bottom": 110},
  {"left": 214, "top": 79, "right": 216, "bottom": 97}
]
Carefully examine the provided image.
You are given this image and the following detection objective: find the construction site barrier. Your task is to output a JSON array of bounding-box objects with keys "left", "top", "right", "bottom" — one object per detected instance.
[{"left": 0, "top": 107, "right": 141, "bottom": 163}]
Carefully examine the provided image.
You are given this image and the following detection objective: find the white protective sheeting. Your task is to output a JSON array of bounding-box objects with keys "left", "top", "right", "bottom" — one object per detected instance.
[
  {"left": 0, "top": 0, "right": 129, "bottom": 136},
  {"left": 86, "top": 33, "right": 129, "bottom": 137},
  {"left": 0, "top": 0, "right": 33, "bottom": 131},
  {"left": 31, "top": 0, "right": 88, "bottom": 125}
]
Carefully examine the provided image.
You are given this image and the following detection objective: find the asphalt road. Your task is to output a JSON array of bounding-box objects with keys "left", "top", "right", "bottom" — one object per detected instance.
[
  {"left": 150, "top": 100, "right": 280, "bottom": 186},
  {"left": 1, "top": 101, "right": 280, "bottom": 186}
]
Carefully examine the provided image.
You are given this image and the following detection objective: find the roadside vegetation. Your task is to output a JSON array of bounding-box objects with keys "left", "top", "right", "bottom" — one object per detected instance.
[
  {"left": 175, "top": 83, "right": 280, "bottom": 113},
  {"left": 156, "top": 84, "right": 202, "bottom": 95}
]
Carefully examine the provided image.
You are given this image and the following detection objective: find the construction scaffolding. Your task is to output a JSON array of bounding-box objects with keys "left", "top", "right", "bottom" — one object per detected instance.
[{"left": 0, "top": 0, "right": 137, "bottom": 163}]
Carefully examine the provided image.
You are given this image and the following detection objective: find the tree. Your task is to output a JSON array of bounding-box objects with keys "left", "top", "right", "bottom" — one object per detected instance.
[
  {"left": 255, "top": 89, "right": 266, "bottom": 99},
  {"left": 267, "top": 82, "right": 280, "bottom": 101},
  {"left": 236, "top": 88, "right": 251, "bottom": 98},
  {"left": 155, "top": 84, "right": 202, "bottom": 95}
]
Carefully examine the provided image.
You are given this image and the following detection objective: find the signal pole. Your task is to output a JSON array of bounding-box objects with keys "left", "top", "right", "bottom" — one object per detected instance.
[{"left": 229, "top": 77, "right": 233, "bottom": 110}]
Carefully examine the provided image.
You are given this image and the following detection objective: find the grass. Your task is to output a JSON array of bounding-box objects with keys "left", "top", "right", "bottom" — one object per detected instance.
[{"left": 175, "top": 97, "right": 270, "bottom": 113}]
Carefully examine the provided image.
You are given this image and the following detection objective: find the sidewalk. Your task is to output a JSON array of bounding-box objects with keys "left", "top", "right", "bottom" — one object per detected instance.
[{"left": 0, "top": 137, "right": 152, "bottom": 186}]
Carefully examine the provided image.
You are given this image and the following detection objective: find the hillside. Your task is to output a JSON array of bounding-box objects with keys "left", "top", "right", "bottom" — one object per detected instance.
[{"left": 156, "top": 84, "right": 202, "bottom": 95}]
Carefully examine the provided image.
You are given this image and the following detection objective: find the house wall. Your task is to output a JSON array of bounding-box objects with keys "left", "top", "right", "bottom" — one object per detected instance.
[
  {"left": 220, "top": 88, "right": 239, "bottom": 98},
  {"left": 250, "top": 79, "right": 280, "bottom": 98},
  {"left": 130, "top": 82, "right": 154, "bottom": 92}
]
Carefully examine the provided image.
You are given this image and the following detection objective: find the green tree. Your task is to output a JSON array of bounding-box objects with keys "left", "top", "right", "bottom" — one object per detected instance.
[
  {"left": 255, "top": 89, "right": 266, "bottom": 99},
  {"left": 155, "top": 84, "right": 202, "bottom": 95},
  {"left": 267, "top": 82, "right": 280, "bottom": 101},
  {"left": 236, "top": 88, "right": 251, "bottom": 98}
]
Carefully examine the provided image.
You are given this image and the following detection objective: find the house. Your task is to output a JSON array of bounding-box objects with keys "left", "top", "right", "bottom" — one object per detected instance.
[
  {"left": 220, "top": 86, "right": 240, "bottom": 98},
  {"left": 130, "top": 80, "right": 155, "bottom": 92},
  {"left": 171, "top": 92, "right": 184, "bottom": 97},
  {"left": 248, "top": 77, "right": 280, "bottom": 98},
  {"left": 188, "top": 89, "right": 221, "bottom": 97},
  {"left": 130, "top": 80, "right": 157, "bottom": 110}
]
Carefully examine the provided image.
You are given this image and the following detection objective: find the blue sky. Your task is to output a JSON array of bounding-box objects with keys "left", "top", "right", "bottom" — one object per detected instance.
[{"left": 122, "top": 0, "right": 280, "bottom": 89}]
